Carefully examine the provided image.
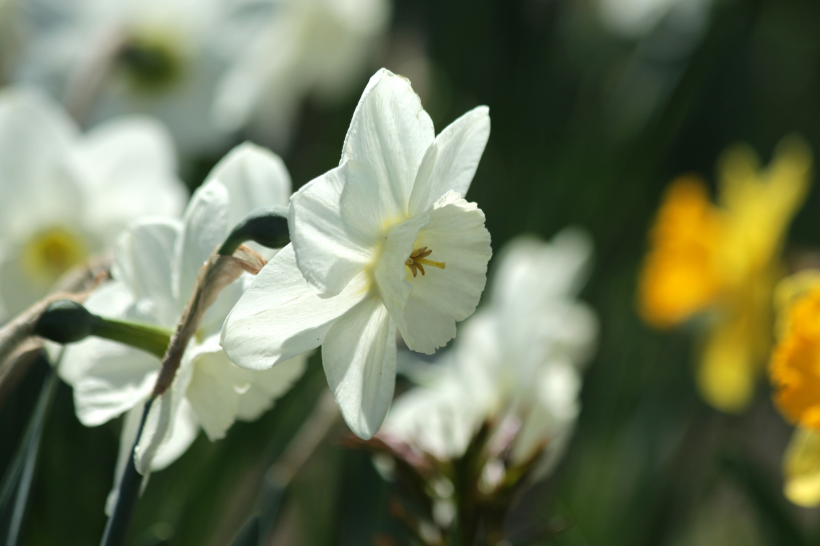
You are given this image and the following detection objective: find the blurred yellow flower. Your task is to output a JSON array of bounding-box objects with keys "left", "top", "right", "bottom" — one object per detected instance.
[
  {"left": 639, "top": 135, "right": 812, "bottom": 412},
  {"left": 769, "top": 275, "right": 820, "bottom": 507},
  {"left": 770, "top": 276, "right": 820, "bottom": 430},
  {"left": 782, "top": 427, "right": 820, "bottom": 507}
]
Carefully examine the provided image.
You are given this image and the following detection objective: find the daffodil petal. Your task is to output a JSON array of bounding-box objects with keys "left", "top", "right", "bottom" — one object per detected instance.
[
  {"left": 382, "top": 365, "right": 481, "bottom": 460},
  {"left": 698, "top": 315, "right": 756, "bottom": 413},
  {"left": 174, "top": 180, "right": 230, "bottom": 305},
  {"left": 59, "top": 280, "right": 139, "bottom": 384},
  {"left": 0, "top": 87, "right": 79, "bottom": 234},
  {"left": 221, "top": 244, "right": 369, "bottom": 370},
  {"left": 408, "top": 106, "right": 490, "bottom": 216},
  {"left": 69, "top": 346, "right": 160, "bottom": 427},
  {"left": 149, "top": 398, "right": 199, "bottom": 470},
  {"left": 341, "top": 68, "right": 435, "bottom": 218},
  {"left": 185, "top": 341, "right": 242, "bottom": 441},
  {"left": 0, "top": 248, "right": 55, "bottom": 319},
  {"left": 205, "top": 141, "right": 292, "bottom": 227},
  {"left": 134, "top": 373, "right": 198, "bottom": 474},
  {"left": 77, "top": 117, "right": 187, "bottom": 226},
  {"left": 399, "top": 191, "right": 492, "bottom": 354},
  {"left": 322, "top": 296, "right": 396, "bottom": 439},
  {"left": 492, "top": 229, "right": 593, "bottom": 310},
  {"left": 113, "top": 218, "right": 181, "bottom": 326},
  {"left": 784, "top": 427, "right": 820, "bottom": 507},
  {"left": 289, "top": 162, "right": 376, "bottom": 296},
  {"left": 236, "top": 354, "right": 308, "bottom": 421}
]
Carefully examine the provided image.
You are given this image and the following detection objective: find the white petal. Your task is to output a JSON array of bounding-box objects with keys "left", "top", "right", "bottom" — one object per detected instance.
[
  {"left": 383, "top": 366, "right": 483, "bottom": 459},
  {"left": 59, "top": 281, "right": 138, "bottom": 385},
  {"left": 288, "top": 162, "right": 375, "bottom": 296},
  {"left": 236, "top": 354, "right": 308, "bottom": 421},
  {"left": 150, "top": 400, "right": 199, "bottom": 471},
  {"left": 492, "top": 229, "right": 593, "bottom": 311},
  {"left": 408, "top": 106, "right": 490, "bottom": 216},
  {"left": 221, "top": 244, "right": 368, "bottom": 370},
  {"left": 184, "top": 341, "right": 242, "bottom": 441},
  {"left": 69, "top": 347, "right": 159, "bottom": 427},
  {"left": 77, "top": 116, "right": 187, "bottom": 231},
  {"left": 399, "top": 192, "right": 492, "bottom": 354},
  {"left": 174, "top": 181, "right": 230, "bottom": 305},
  {"left": 341, "top": 69, "right": 435, "bottom": 217},
  {"left": 205, "top": 142, "right": 292, "bottom": 227},
  {"left": 134, "top": 365, "right": 198, "bottom": 474},
  {"left": 513, "top": 361, "right": 580, "bottom": 478},
  {"left": 0, "top": 248, "right": 55, "bottom": 318},
  {"left": 322, "top": 297, "right": 396, "bottom": 439},
  {"left": 112, "top": 219, "right": 181, "bottom": 326},
  {"left": 0, "top": 87, "right": 80, "bottom": 235}
]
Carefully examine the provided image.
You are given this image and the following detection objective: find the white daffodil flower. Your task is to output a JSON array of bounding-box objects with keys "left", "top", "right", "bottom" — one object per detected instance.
[
  {"left": 0, "top": 87, "right": 186, "bottom": 321},
  {"left": 222, "top": 69, "right": 492, "bottom": 439},
  {"left": 15, "top": 0, "right": 269, "bottom": 153},
  {"left": 213, "top": 0, "right": 390, "bottom": 149},
  {"left": 383, "top": 230, "right": 598, "bottom": 474},
  {"left": 59, "top": 143, "right": 306, "bottom": 512}
]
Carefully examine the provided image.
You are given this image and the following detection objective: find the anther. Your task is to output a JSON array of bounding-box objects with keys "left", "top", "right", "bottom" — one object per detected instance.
[{"left": 405, "top": 247, "right": 446, "bottom": 278}]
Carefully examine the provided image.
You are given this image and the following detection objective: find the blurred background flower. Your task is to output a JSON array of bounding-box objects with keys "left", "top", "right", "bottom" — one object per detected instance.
[
  {"left": 639, "top": 136, "right": 811, "bottom": 412},
  {"left": 0, "top": 87, "right": 186, "bottom": 322}
]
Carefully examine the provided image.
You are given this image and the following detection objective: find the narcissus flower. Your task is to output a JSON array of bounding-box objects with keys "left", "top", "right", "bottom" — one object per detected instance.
[
  {"left": 639, "top": 136, "right": 811, "bottom": 412},
  {"left": 222, "top": 69, "right": 492, "bottom": 439},
  {"left": 383, "top": 230, "right": 597, "bottom": 471},
  {"left": 0, "top": 87, "right": 186, "bottom": 321},
  {"left": 767, "top": 273, "right": 820, "bottom": 506},
  {"left": 60, "top": 144, "right": 306, "bottom": 511}
]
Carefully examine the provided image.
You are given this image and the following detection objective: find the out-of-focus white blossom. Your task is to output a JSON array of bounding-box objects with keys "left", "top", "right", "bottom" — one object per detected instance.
[
  {"left": 0, "top": 87, "right": 186, "bottom": 321},
  {"left": 222, "top": 69, "right": 492, "bottom": 440},
  {"left": 14, "top": 0, "right": 389, "bottom": 154},
  {"left": 59, "top": 143, "right": 306, "bottom": 512},
  {"left": 213, "top": 0, "right": 391, "bottom": 149},
  {"left": 597, "top": 0, "right": 714, "bottom": 38},
  {"left": 383, "top": 230, "right": 598, "bottom": 475},
  {"left": 14, "top": 0, "right": 267, "bottom": 153}
]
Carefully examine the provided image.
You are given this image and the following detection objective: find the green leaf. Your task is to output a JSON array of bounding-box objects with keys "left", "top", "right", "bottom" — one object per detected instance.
[
  {"left": 720, "top": 455, "right": 809, "bottom": 546},
  {"left": 0, "top": 358, "right": 58, "bottom": 546}
]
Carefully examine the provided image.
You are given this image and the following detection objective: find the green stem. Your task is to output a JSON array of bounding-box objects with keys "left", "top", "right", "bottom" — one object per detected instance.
[
  {"left": 91, "top": 317, "right": 171, "bottom": 359},
  {"left": 34, "top": 300, "right": 172, "bottom": 359}
]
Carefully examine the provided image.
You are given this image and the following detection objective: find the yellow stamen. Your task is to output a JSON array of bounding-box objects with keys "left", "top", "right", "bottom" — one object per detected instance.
[{"left": 405, "top": 247, "right": 446, "bottom": 278}]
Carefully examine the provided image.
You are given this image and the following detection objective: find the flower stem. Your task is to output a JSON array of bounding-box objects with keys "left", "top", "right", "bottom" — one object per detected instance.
[
  {"left": 99, "top": 397, "right": 154, "bottom": 546},
  {"left": 92, "top": 317, "right": 171, "bottom": 359},
  {"left": 34, "top": 300, "right": 172, "bottom": 359}
]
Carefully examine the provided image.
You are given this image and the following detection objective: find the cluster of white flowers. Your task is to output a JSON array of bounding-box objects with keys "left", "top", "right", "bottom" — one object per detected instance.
[
  {"left": 59, "top": 142, "right": 307, "bottom": 511},
  {"left": 0, "top": 31, "right": 595, "bottom": 522},
  {"left": 382, "top": 229, "right": 598, "bottom": 474},
  {"left": 11, "top": 0, "right": 390, "bottom": 153}
]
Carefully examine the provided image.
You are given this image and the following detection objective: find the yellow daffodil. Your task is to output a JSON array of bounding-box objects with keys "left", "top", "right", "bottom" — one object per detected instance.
[
  {"left": 639, "top": 136, "right": 812, "bottom": 412},
  {"left": 768, "top": 273, "right": 820, "bottom": 506}
]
